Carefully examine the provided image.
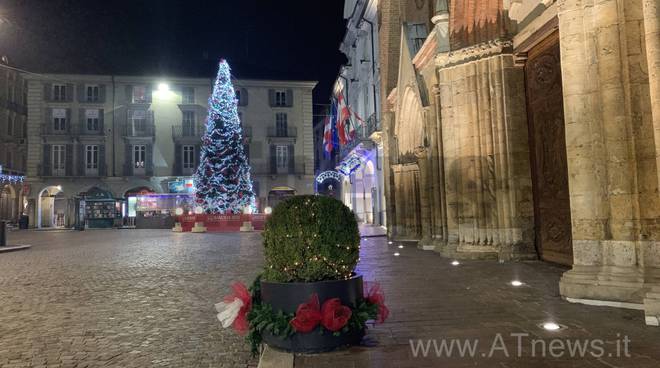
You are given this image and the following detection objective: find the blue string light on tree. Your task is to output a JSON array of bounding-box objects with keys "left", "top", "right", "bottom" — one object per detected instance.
[{"left": 193, "top": 59, "right": 255, "bottom": 214}]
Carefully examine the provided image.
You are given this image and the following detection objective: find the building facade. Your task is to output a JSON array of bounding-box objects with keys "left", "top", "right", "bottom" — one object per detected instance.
[
  {"left": 335, "top": 0, "right": 387, "bottom": 226},
  {"left": 0, "top": 58, "right": 28, "bottom": 223},
  {"left": 23, "top": 74, "right": 316, "bottom": 228},
  {"left": 379, "top": 0, "right": 660, "bottom": 325}
]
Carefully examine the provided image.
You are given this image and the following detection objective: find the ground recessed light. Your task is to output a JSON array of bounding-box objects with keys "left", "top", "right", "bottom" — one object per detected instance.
[
  {"left": 398, "top": 245, "right": 404, "bottom": 249},
  {"left": 511, "top": 280, "right": 523, "bottom": 287},
  {"left": 542, "top": 322, "right": 561, "bottom": 331},
  {"left": 388, "top": 241, "right": 393, "bottom": 245},
  {"left": 451, "top": 260, "right": 460, "bottom": 266},
  {"left": 393, "top": 252, "right": 400, "bottom": 256}
]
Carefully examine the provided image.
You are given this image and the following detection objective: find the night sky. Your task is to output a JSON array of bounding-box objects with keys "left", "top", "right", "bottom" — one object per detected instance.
[{"left": 0, "top": 0, "right": 347, "bottom": 114}]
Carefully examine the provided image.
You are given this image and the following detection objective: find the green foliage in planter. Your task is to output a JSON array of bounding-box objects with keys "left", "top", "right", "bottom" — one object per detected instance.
[{"left": 262, "top": 195, "right": 360, "bottom": 282}]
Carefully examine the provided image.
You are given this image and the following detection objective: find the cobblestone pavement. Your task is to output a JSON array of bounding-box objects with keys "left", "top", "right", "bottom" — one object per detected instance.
[
  {"left": 297, "top": 238, "right": 660, "bottom": 368},
  {"left": 3, "top": 231, "right": 660, "bottom": 368},
  {"left": 0, "top": 230, "right": 263, "bottom": 368}
]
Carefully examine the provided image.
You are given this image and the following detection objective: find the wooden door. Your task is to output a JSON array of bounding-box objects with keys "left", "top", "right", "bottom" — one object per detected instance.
[{"left": 525, "top": 31, "right": 573, "bottom": 265}]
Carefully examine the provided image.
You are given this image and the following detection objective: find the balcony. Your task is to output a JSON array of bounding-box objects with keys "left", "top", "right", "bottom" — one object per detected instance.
[
  {"left": 338, "top": 116, "right": 377, "bottom": 160},
  {"left": 267, "top": 126, "right": 297, "bottom": 138},
  {"left": 172, "top": 124, "right": 198, "bottom": 139},
  {"left": 2, "top": 99, "right": 27, "bottom": 116},
  {"left": 364, "top": 113, "right": 380, "bottom": 139},
  {"left": 123, "top": 121, "right": 155, "bottom": 138},
  {"left": 41, "top": 124, "right": 70, "bottom": 136}
]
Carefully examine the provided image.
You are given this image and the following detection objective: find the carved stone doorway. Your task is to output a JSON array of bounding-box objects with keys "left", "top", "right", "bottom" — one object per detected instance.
[
  {"left": 524, "top": 30, "right": 573, "bottom": 266},
  {"left": 392, "top": 164, "right": 422, "bottom": 240}
]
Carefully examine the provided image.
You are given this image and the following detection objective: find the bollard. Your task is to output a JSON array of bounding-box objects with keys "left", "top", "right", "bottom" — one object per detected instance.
[{"left": 0, "top": 220, "right": 6, "bottom": 247}]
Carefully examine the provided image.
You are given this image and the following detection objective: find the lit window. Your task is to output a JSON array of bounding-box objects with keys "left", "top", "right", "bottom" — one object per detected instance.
[
  {"left": 85, "top": 145, "right": 99, "bottom": 169},
  {"left": 133, "top": 145, "right": 146, "bottom": 168},
  {"left": 86, "top": 85, "right": 100, "bottom": 102},
  {"left": 52, "top": 145, "right": 65, "bottom": 176},
  {"left": 276, "top": 113, "right": 288, "bottom": 136},
  {"left": 276, "top": 145, "right": 288, "bottom": 169},
  {"left": 52, "top": 108, "right": 66, "bottom": 132},
  {"left": 183, "top": 145, "right": 195, "bottom": 169},
  {"left": 182, "top": 87, "right": 194, "bottom": 104},
  {"left": 86, "top": 109, "right": 99, "bottom": 131},
  {"left": 275, "top": 90, "right": 287, "bottom": 107},
  {"left": 132, "top": 110, "right": 146, "bottom": 133},
  {"left": 53, "top": 84, "right": 66, "bottom": 101},
  {"left": 132, "top": 85, "right": 148, "bottom": 103}
]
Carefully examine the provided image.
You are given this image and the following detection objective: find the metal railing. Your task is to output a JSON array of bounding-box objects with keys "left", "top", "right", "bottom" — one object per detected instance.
[
  {"left": 123, "top": 121, "right": 155, "bottom": 137},
  {"left": 338, "top": 114, "right": 379, "bottom": 159},
  {"left": 172, "top": 124, "right": 197, "bottom": 139},
  {"left": 267, "top": 126, "right": 297, "bottom": 138}
]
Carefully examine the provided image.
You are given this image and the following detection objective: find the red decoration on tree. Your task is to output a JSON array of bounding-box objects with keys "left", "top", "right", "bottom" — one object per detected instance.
[
  {"left": 290, "top": 294, "right": 322, "bottom": 333},
  {"left": 320, "top": 298, "right": 352, "bottom": 332},
  {"left": 364, "top": 282, "right": 389, "bottom": 324}
]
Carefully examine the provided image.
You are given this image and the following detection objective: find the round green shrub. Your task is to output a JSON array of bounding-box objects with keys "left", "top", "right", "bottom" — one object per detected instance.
[{"left": 262, "top": 195, "right": 360, "bottom": 283}]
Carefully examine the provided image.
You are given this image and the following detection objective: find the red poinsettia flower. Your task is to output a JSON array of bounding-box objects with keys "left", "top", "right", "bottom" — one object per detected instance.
[
  {"left": 321, "top": 298, "right": 352, "bottom": 332},
  {"left": 215, "top": 282, "right": 252, "bottom": 335},
  {"left": 290, "top": 294, "right": 322, "bottom": 333},
  {"left": 364, "top": 281, "right": 389, "bottom": 324}
]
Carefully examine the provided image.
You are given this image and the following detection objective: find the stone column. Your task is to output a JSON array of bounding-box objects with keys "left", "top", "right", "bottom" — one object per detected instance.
[
  {"left": 414, "top": 146, "right": 433, "bottom": 249},
  {"left": 642, "top": 0, "right": 660, "bottom": 326},
  {"left": 382, "top": 112, "right": 397, "bottom": 237},
  {"left": 558, "top": 0, "right": 646, "bottom": 304},
  {"left": 643, "top": 0, "right": 660, "bottom": 187},
  {"left": 392, "top": 164, "right": 404, "bottom": 238}
]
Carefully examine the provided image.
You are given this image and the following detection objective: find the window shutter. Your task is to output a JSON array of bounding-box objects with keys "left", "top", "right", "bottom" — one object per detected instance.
[
  {"left": 99, "top": 144, "right": 106, "bottom": 176},
  {"left": 44, "top": 107, "right": 52, "bottom": 134},
  {"left": 77, "top": 84, "right": 85, "bottom": 102},
  {"left": 146, "top": 85, "right": 153, "bottom": 103},
  {"left": 240, "top": 88, "right": 249, "bottom": 106},
  {"left": 66, "top": 84, "right": 74, "bottom": 102},
  {"left": 43, "top": 83, "right": 52, "bottom": 101},
  {"left": 194, "top": 144, "right": 201, "bottom": 169},
  {"left": 77, "top": 144, "right": 85, "bottom": 176},
  {"left": 99, "top": 109, "right": 105, "bottom": 133},
  {"left": 99, "top": 85, "right": 106, "bottom": 103},
  {"left": 288, "top": 144, "right": 295, "bottom": 173},
  {"left": 42, "top": 144, "right": 51, "bottom": 176},
  {"left": 268, "top": 89, "right": 275, "bottom": 107},
  {"left": 270, "top": 145, "right": 277, "bottom": 174},
  {"left": 66, "top": 109, "right": 72, "bottom": 133},
  {"left": 145, "top": 144, "right": 154, "bottom": 176},
  {"left": 125, "top": 85, "right": 133, "bottom": 103},
  {"left": 79, "top": 109, "right": 85, "bottom": 133},
  {"left": 286, "top": 89, "right": 294, "bottom": 107},
  {"left": 124, "top": 144, "right": 133, "bottom": 176},
  {"left": 66, "top": 144, "right": 74, "bottom": 176},
  {"left": 174, "top": 144, "right": 182, "bottom": 176}
]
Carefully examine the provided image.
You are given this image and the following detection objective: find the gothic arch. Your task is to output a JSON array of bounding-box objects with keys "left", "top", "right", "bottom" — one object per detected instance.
[{"left": 395, "top": 86, "right": 425, "bottom": 159}]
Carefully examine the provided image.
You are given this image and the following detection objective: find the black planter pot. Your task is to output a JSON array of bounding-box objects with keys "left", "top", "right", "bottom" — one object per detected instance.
[{"left": 260, "top": 275, "right": 364, "bottom": 353}]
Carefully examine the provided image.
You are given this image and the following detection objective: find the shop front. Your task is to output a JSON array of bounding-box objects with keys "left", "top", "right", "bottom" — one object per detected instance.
[
  {"left": 81, "top": 187, "right": 121, "bottom": 229},
  {"left": 134, "top": 193, "right": 195, "bottom": 229}
]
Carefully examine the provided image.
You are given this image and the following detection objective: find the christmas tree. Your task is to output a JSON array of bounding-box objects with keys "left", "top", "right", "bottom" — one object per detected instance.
[{"left": 194, "top": 60, "right": 255, "bottom": 214}]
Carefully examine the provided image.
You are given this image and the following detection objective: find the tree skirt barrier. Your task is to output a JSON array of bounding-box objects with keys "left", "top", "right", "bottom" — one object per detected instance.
[{"left": 178, "top": 214, "right": 267, "bottom": 232}]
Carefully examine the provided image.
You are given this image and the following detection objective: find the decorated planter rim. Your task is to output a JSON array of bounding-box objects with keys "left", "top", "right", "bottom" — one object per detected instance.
[{"left": 260, "top": 273, "right": 362, "bottom": 286}]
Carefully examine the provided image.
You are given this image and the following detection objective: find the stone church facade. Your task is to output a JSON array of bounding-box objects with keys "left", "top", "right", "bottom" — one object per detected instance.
[{"left": 378, "top": 0, "right": 660, "bottom": 325}]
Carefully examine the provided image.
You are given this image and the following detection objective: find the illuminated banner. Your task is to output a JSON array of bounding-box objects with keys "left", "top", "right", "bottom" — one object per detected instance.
[{"left": 168, "top": 179, "right": 195, "bottom": 193}]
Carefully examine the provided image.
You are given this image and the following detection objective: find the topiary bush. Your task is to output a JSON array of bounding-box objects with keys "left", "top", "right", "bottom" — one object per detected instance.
[{"left": 262, "top": 195, "right": 360, "bottom": 283}]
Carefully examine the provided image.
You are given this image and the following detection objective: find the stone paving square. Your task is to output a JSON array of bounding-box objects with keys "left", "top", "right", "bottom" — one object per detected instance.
[{"left": 1, "top": 230, "right": 659, "bottom": 368}]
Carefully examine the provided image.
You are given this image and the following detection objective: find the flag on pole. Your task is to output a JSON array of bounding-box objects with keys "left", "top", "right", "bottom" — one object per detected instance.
[
  {"left": 336, "top": 92, "right": 350, "bottom": 145},
  {"left": 330, "top": 98, "right": 339, "bottom": 149},
  {"left": 323, "top": 115, "right": 333, "bottom": 157}
]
